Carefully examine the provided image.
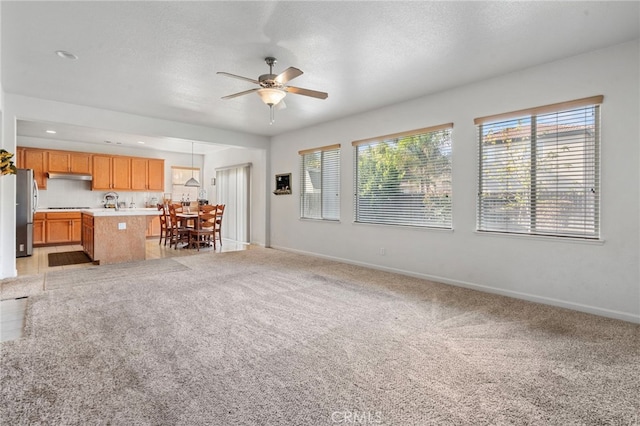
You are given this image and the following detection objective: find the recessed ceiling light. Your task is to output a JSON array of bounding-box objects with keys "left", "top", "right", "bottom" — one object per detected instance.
[
  {"left": 45, "top": 130, "right": 57, "bottom": 134},
  {"left": 137, "top": 141, "right": 145, "bottom": 144},
  {"left": 55, "top": 50, "right": 78, "bottom": 60}
]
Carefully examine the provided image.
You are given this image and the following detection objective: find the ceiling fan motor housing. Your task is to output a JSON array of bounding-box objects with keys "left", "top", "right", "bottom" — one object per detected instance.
[{"left": 259, "top": 74, "right": 280, "bottom": 88}]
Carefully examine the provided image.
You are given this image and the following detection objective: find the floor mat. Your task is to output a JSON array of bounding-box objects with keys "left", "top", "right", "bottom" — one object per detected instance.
[{"left": 47, "top": 251, "right": 92, "bottom": 267}]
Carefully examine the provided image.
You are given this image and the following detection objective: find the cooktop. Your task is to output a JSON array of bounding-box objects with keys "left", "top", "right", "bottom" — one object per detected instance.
[{"left": 47, "top": 207, "right": 91, "bottom": 209}]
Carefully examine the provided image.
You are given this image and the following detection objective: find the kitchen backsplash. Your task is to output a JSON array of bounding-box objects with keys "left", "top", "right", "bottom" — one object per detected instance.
[{"left": 37, "top": 179, "right": 163, "bottom": 209}]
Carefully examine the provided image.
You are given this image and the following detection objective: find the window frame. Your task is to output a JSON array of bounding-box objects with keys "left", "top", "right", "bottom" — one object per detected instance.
[
  {"left": 475, "top": 96, "right": 602, "bottom": 240},
  {"left": 352, "top": 123, "right": 453, "bottom": 229},
  {"left": 299, "top": 144, "right": 341, "bottom": 221}
]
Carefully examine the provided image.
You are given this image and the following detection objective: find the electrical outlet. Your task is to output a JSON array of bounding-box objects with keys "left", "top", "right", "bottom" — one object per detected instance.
[
  {"left": 118, "top": 223, "right": 126, "bottom": 230},
  {"left": 379, "top": 248, "right": 386, "bottom": 255}
]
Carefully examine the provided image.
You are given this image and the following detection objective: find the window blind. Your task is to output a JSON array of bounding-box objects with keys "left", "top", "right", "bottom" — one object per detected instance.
[
  {"left": 299, "top": 144, "right": 340, "bottom": 220},
  {"left": 353, "top": 124, "right": 453, "bottom": 228},
  {"left": 477, "top": 98, "right": 601, "bottom": 239}
]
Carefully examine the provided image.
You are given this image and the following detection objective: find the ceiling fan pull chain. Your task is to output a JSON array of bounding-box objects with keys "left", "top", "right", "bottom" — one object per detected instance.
[{"left": 269, "top": 105, "right": 275, "bottom": 125}]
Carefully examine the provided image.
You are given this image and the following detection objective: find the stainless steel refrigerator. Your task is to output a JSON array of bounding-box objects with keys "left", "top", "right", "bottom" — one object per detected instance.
[{"left": 16, "top": 168, "right": 38, "bottom": 257}]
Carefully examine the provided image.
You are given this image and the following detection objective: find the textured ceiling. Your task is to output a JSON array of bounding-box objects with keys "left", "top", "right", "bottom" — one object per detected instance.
[{"left": 2, "top": 1, "right": 639, "bottom": 152}]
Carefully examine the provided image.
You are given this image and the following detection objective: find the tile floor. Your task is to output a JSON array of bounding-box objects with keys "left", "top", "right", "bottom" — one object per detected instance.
[{"left": 0, "top": 237, "right": 249, "bottom": 342}]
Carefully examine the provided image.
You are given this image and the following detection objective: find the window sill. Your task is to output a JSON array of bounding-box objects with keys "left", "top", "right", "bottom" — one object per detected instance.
[
  {"left": 299, "top": 217, "right": 341, "bottom": 224},
  {"left": 474, "top": 230, "right": 604, "bottom": 245}
]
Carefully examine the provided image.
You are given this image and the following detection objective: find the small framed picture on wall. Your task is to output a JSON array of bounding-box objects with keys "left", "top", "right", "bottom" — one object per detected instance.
[{"left": 273, "top": 173, "right": 292, "bottom": 195}]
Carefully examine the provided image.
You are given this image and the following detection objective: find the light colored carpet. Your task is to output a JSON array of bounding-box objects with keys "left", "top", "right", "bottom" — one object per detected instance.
[
  {"left": 0, "top": 274, "right": 44, "bottom": 300},
  {"left": 1, "top": 248, "right": 638, "bottom": 425}
]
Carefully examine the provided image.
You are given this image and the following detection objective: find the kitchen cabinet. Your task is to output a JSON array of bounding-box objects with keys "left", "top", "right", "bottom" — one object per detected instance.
[
  {"left": 132, "top": 158, "right": 165, "bottom": 191},
  {"left": 43, "top": 212, "right": 82, "bottom": 244},
  {"left": 147, "top": 159, "right": 165, "bottom": 191},
  {"left": 146, "top": 215, "right": 161, "bottom": 237},
  {"left": 92, "top": 155, "right": 131, "bottom": 190},
  {"left": 20, "top": 148, "right": 47, "bottom": 189},
  {"left": 48, "top": 151, "right": 92, "bottom": 174},
  {"left": 82, "top": 214, "right": 94, "bottom": 260},
  {"left": 33, "top": 212, "right": 45, "bottom": 245}
]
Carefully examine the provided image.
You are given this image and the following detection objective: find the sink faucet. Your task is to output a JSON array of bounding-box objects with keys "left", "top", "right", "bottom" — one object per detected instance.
[{"left": 114, "top": 197, "right": 120, "bottom": 210}]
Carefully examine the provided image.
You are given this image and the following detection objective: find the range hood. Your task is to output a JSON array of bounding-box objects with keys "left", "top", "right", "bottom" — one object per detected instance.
[{"left": 46, "top": 172, "right": 93, "bottom": 181}]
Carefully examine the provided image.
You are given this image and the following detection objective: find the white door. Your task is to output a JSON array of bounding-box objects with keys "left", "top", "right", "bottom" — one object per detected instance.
[{"left": 216, "top": 164, "right": 250, "bottom": 243}]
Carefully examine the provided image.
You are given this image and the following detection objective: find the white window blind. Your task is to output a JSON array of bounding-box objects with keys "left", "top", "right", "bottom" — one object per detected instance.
[
  {"left": 353, "top": 124, "right": 453, "bottom": 228},
  {"left": 299, "top": 144, "right": 340, "bottom": 220},
  {"left": 476, "top": 96, "right": 601, "bottom": 239}
]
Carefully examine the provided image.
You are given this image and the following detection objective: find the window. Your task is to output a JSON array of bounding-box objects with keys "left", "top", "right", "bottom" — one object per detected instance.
[
  {"left": 299, "top": 144, "right": 340, "bottom": 220},
  {"left": 476, "top": 96, "right": 602, "bottom": 239},
  {"left": 171, "top": 166, "right": 200, "bottom": 203},
  {"left": 353, "top": 124, "right": 453, "bottom": 228}
]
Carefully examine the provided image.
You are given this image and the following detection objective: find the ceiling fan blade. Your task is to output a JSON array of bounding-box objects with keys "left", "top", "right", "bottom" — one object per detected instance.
[
  {"left": 221, "top": 88, "right": 259, "bottom": 100},
  {"left": 217, "top": 71, "right": 259, "bottom": 85},
  {"left": 285, "top": 86, "right": 328, "bottom": 100},
  {"left": 275, "top": 67, "right": 303, "bottom": 84}
]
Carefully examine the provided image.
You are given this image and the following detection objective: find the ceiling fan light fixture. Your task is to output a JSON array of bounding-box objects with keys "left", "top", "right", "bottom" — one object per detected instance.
[{"left": 257, "top": 88, "right": 286, "bottom": 106}]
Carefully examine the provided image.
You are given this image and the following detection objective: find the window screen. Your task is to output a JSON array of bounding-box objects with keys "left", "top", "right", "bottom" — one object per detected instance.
[
  {"left": 476, "top": 96, "right": 601, "bottom": 239},
  {"left": 353, "top": 124, "right": 452, "bottom": 228}
]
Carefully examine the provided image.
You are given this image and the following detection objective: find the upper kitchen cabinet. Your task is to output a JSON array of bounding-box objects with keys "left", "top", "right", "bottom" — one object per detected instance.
[
  {"left": 20, "top": 148, "right": 47, "bottom": 189},
  {"left": 48, "top": 151, "right": 92, "bottom": 174},
  {"left": 132, "top": 158, "right": 165, "bottom": 191},
  {"left": 92, "top": 155, "right": 131, "bottom": 190}
]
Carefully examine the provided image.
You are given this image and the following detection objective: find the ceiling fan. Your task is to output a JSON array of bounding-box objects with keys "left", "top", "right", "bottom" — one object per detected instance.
[{"left": 217, "top": 57, "right": 328, "bottom": 124}]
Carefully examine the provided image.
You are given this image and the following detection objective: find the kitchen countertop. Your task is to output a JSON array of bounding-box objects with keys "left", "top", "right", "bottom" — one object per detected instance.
[
  {"left": 81, "top": 208, "right": 159, "bottom": 217},
  {"left": 39, "top": 208, "right": 159, "bottom": 216}
]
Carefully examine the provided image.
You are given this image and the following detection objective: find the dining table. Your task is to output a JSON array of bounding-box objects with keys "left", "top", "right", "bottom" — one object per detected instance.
[{"left": 176, "top": 212, "right": 199, "bottom": 229}]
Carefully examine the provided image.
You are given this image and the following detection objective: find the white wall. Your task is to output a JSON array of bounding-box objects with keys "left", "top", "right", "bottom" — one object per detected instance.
[
  {"left": 269, "top": 40, "right": 640, "bottom": 323},
  {"left": 0, "top": 95, "right": 268, "bottom": 278}
]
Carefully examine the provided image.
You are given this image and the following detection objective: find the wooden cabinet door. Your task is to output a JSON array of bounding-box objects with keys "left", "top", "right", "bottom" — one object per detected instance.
[
  {"left": 147, "top": 159, "right": 165, "bottom": 191},
  {"left": 82, "top": 214, "right": 94, "bottom": 259},
  {"left": 112, "top": 156, "right": 131, "bottom": 190},
  {"left": 47, "top": 151, "right": 70, "bottom": 172},
  {"left": 46, "top": 219, "right": 72, "bottom": 243},
  {"left": 46, "top": 213, "right": 82, "bottom": 243},
  {"left": 131, "top": 158, "right": 148, "bottom": 190},
  {"left": 146, "top": 215, "right": 161, "bottom": 237},
  {"left": 23, "top": 149, "right": 47, "bottom": 189},
  {"left": 48, "top": 151, "right": 92, "bottom": 173},
  {"left": 33, "top": 219, "right": 45, "bottom": 245},
  {"left": 71, "top": 219, "right": 82, "bottom": 242},
  {"left": 70, "top": 153, "right": 92, "bottom": 174},
  {"left": 92, "top": 156, "right": 112, "bottom": 190}
]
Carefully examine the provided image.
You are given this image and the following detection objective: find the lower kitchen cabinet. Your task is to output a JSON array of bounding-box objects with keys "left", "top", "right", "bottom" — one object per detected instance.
[
  {"left": 37, "top": 213, "right": 82, "bottom": 245},
  {"left": 146, "top": 215, "right": 161, "bottom": 237},
  {"left": 33, "top": 213, "right": 45, "bottom": 245},
  {"left": 82, "top": 214, "right": 94, "bottom": 260}
]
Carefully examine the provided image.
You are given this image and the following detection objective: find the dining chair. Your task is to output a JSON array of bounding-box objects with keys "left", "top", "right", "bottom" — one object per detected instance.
[
  {"left": 157, "top": 203, "right": 171, "bottom": 246},
  {"left": 214, "top": 204, "right": 225, "bottom": 247},
  {"left": 168, "top": 203, "right": 190, "bottom": 249},
  {"left": 189, "top": 212, "right": 215, "bottom": 251},
  {"left": 199, "top": 204, "right": 216, "bottom": 214}
]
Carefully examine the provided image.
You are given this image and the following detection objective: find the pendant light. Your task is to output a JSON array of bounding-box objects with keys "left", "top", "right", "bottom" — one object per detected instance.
[{"left": 184, "top": 142, "right": 200, "bottom": 187}]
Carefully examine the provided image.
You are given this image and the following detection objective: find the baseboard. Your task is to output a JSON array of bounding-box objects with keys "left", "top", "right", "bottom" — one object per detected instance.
[{"left": 269, "top": 245, "right": 640, "bottom": 324}]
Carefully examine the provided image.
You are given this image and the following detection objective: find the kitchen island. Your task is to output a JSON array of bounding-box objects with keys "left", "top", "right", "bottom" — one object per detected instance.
[{"left": 81, "top": 208, "right": 158, "bottom": 265}]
